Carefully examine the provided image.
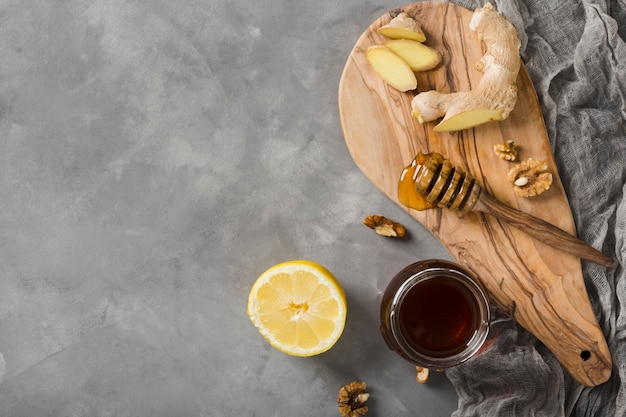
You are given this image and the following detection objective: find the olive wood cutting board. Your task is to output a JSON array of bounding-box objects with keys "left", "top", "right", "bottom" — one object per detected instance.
[{"left": 338, "top": 2, "right": 611, "bottom": 386}]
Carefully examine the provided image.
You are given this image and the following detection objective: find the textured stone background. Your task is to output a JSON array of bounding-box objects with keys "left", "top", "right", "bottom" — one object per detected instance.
[{"left": 0, "top": 0, "right": 458, "bottom": 415}]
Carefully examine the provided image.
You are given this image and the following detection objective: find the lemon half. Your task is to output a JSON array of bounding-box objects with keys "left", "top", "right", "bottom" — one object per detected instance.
[{"left": 247, "top": 260, "right": 347, "bottom": 356}]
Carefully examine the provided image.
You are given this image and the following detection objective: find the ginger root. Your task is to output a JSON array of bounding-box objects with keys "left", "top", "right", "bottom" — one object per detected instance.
[
  {"left": 377, "top": 12, "right": 426, "bottom": 43},
  {"left": 366, "top": 45, "right": 417, "bottom": 92},
  {"left": 411, "top": 3, "right": 521, "bottom": 132},
  {"left": 383, "top": 39, "right": 442, "bottom": 71}
]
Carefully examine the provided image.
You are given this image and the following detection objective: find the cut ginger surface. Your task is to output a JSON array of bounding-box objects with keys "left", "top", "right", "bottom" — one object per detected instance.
[{"left": 366, "top": 45, "right": 417, "bottom": 92}]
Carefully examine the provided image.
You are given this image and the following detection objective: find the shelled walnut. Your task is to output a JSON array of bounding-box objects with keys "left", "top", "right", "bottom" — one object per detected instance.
[
  {"left": 416, "top": 366, "right": 430, "bottom": 383},
  {"left": 363, "top": 215, "right": 405, "bottom": 238},
  {"left": 494, "top": 140, "right": 518, "bottom": 161},
  {"left": 507, "top": 158, "right": 553, "bottom": 197},
  {"left": 338, "top": 381, "right": 370, "bottom": 417}
]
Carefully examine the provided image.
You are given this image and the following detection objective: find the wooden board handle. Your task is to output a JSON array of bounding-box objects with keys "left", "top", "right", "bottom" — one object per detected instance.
[{"left": 475, "top": 193, "right": 613, "bottom": 267}]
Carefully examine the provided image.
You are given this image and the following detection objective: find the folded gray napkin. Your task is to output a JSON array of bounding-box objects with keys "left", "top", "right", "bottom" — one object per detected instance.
[{"left": 444, "top": 0, "right": 626, "bottom": 415}]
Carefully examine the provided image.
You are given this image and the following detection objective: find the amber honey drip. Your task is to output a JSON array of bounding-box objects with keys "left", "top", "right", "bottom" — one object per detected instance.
[
  {"left": 397, "top": 152, "right": 442, "bottom": 211},
  {"left": 398, "top": 151, "right": 482, "bottom": 214}
]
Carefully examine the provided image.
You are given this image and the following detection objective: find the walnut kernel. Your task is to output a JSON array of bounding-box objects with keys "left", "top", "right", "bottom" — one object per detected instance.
[
  {"left": 416, "top": 366, "right": 430, "bottom": 383},
  {"left": 494, "top": 140, "right": 518, "bottom": 161},
  {"left": 507, "top": 158, "right": 553, "bottom": 197},
  {"left": 338, "top": 381, "right": 370, "bottom": 417},
  {"left": 363, "top": 215, "right": 405, "bottom": 238}
]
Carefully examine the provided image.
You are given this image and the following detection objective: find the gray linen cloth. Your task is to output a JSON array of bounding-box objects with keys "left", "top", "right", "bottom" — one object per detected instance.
[{"left": 440, "top": 0, "right": 626, "bottom": 415}]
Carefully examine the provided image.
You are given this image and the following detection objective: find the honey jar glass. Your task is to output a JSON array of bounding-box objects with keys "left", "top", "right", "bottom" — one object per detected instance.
[{"left": 380, "top": 259, "right": 490, "bottom": 369}]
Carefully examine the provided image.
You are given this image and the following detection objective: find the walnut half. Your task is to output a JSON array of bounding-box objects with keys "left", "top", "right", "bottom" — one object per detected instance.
[
  {"left": 416, "top": 366, "right": 430, "bottom": 383},
  {"left": 363, "top": 215, "right": 405, "bottom": 238},
  {"left": 494, "top": 140, "right": 518, "bottom": 161},
  {"left": 338, "top": 381, "right": 370, "bottom": 417},
  {"left": 507, "top": 158, "right": 553, "bottom": 197}
]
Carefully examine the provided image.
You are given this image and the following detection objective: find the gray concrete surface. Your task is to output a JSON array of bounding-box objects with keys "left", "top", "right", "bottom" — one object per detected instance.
[{"left": 0, "top": 1, "right": 459, "bottom": 415}]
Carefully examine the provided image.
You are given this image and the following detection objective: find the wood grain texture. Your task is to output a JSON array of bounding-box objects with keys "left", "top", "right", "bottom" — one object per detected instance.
[
  {"left": 474, "top": 193, "right": 613, "bottom": 266},
  {"left": 338, "top": 2, "right": 612, "bottom": 386}
]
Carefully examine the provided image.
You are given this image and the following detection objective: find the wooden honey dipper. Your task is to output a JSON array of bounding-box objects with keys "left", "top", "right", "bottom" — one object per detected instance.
[{"left": 398, "top": 152, "right": 613, "bottom": 267}]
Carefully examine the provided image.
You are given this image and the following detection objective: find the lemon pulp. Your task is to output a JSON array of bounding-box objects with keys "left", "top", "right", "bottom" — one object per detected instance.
[{"left": 247, "top": 260, "right": 347, "bottom": 356}]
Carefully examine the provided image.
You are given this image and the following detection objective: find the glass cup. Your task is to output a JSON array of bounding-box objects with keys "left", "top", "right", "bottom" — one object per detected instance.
[{"left": 380, "top": 259, "right": 490, "bottom": 369}]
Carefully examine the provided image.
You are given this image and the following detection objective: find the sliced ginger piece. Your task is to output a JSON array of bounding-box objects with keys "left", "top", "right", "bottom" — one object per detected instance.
[
  {"left": 383, "top": 39, "right": 442, "bottom": 71},
  {"left": 378, "top": 12, "right": 426, "bottom": 43},
  {"left": 433, "top": 108, "right": 504, "bottom": 132},
  {"left": 411, "top": 90, "right": 505, "bottom": 131},
  {"left": 366, "top": 45, "right": 417, "bottom": 92},
  {"left": 410, "top": 2, "right": 521, "bottom": 132}
]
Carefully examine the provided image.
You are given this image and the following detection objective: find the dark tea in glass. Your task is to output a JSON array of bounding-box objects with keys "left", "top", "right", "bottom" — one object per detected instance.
[{"left": 380, "top": 259, "right": 490, "bottom": 369}]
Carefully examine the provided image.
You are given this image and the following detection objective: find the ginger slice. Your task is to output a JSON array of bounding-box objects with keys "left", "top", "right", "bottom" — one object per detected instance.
[
  {"left": 377, "top": 12, "right": 426, "bottom": 43},
  {"left": 366, "top": 45, "right": 417, "bottom": 92},
  {"left": 411, "top": 2, "right": 521, "bottom": 132},
  {"left": 383, "top": 39, "right": 442, "bottom": 71}
]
